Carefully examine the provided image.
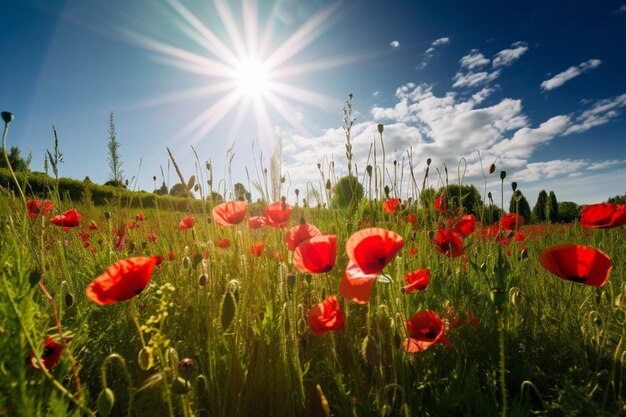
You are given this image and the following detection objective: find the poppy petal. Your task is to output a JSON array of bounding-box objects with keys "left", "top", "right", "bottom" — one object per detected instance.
[
  {"left": 339, "top": 262, "right": 377, "bottom": 304},
  {"left": 86, "top": 257, "right": 157, "bottom": 305},
  {"left": 346, "top": 228, "right": 404, "bottom": 274}
]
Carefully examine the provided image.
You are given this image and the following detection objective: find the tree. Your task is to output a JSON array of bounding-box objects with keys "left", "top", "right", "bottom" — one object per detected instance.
[
  {"left": 154, "top": 181, "right": 168, "bottom": 196},
  {"left": 532, "top": 190, "right": 548, "bottom": 223},
  {"left": 509, "top": 190, "right": 531, "bottom": 223},
  {"left": 435, "top": 184, "right": 484, "bottom": 215},
  {"left": 558, "top": 201, "right": 579, "bottom": 223},
  {"left": 331, "top": 175, "right": 363, "bottom": 209},
  {"left": 607, "top": 192, "right": 626, "bottom": 204},
  {"left": 170, "top": 183, "right": 192, "bottom": 198},
  {"left": 107, "top": 111, "right": 124, "bottom": 185},
  {"left": 547, "top": 191, "right": 559, "bottom": 222},
  {"left": 234, "top": 183, "right": 251, "bottom": 201},
  {"left": 0, "top": 146, "right": 30, "bottom": 172}
]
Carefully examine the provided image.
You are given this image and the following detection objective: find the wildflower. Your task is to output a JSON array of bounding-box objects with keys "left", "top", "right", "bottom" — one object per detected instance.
[
  {"left": 338, "top": 262, "right": 378, "bottom": 304},
  {"left": 285, "top": 223, "right": 322, "bottom": 251},
  {"left": 212, "top": 201, "right": 248, "bottom": 226},
  {"left": 215, "top": 238, "right": 231, "bottom": 249},
  {"left": 308, "top": 295, "right": 345, "bottom": 335},
  {"left": 403, "top": 310, "right": 450, "bottom": 352},
  {"left": 247, "top": 216, "right": 266, "bottom": 229},
  {"left": 136, "top": 213, "right": 145, "bottom": 221},
  {"left": 85, "top": 257, "right": 157, "bottom": 305},
  {"left": 87, "top": 221, "right": 98, "bottom": 230},
  {"left": 402, "top": 268, "right": 430, "bottom": 294},
  {"left": 346, "top": 227, "right": 404, "bottom": 274},
  {"left": 383, "top": 198, "right": 401, "bottom": 213},
  {"left": 178, "top": 216, "right": 196, "bottom": 230},
  {"left": 249, "top": 241, "right": 265, "bottom": 256},
  {"left": 580, "top": 203, "right": 626, "bottom": 228},
  {"left": 434, "top": 194, "right": 446, "bottom": 214},
  {"left": 265, "top": 200, "right": 292, "bottom": 227},
  {"left": 432, "top": 229, "right": 464, "bottom": 258},
  {"left": 539, "top": 244, "right": 611, "bottom": 287},
  {"left": 50, "top": 209, "right": 81, "bottom": 230},
  {"left": 29, "top": 337, "right": 64, "bottom": 371},
  {"left": 406, "top": 213, "right": 417, "bottom": 225},
  {"left": 501, "top": 213, "right": 524, "bottom": 231},
  {"left": 26, "top": 199, "right": 55, "bottom": 220},
  {"left": 292, "top": 235, "right": 337, "bottom": 273},
  {"left": 148, "top": 231, "right": 158, "bottom": 243},
  {"left": 452, "top": 214, "right": 476, "bottom": 236}
]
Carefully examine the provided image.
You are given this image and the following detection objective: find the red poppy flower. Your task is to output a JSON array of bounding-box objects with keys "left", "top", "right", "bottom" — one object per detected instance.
[
  {"left": 452, "top": 214, "right": 476, "bottom": 236},
  {"left": 167, "top": 251, "right": 176, "bottom": 261},
  {"left": 87, "top": 221, "right": 98, "bottom": 230},
  {"left": 403, "top": 310, "right": 450, "bottom": 352},
  {"left": 292, "top": 235, "right": 337, "bottom": 273},
  {"left": 215, "top": 238, "right": 231, "bottom": 249},
  {"left": 338, "top": 262, "right": 378, "bottom": 304},
  {"left": 148, "top": 231, "right": 158, "bottom": 243},
  {"left": 128, "top": 220, "right": 137, "bottom": 230},
  {"left": 136, "top": 213, "right": 145, "bottom": 221},
  {"left": 26, "top": 199, "right": 55, "bottom": 220},
  {"left": 383, "top": 198, "right": 401, "bottom": 213},
  {"left": 85, "top": 257, "right": 157, "bottom": 305},
  {"left": 265, "top": 200, "right": 292, "bottom": 227},
  {"left": 308, "top": 295, "right": 345, "bottom": 335},
  {"left": 402, "top": 268, "right": 430, "bottom": 294},
  {"left": 580, "top": 203, "right": 626, "bottom": 228},
  {"left": 178, "top": 215, "right": 196, "bottom": 230},
  {"left": 29, "top": 337, "right": 64, "bottom": 371},
  {"left": 539, "top": 244, "right": 612, "bottom": 287},
  {"left": 249, "top": 241, "right": 265, "bottom": 257},
  {"left": 432, "top": 229, "right": 464, "bottom": 257},
  {"left": 346, "top": 228, "right": 405, "bottom": 274},
  {"left": 285, "top": 223, "right": 322, "bottom": 251},
  {"left": 407, "top": 213, "right": 417, "bottom": 225},
  {"left": 248, "top": 216, "right": 266, "bottom": 229},
  {"left": 50, "top": 209, "right": 81, "bottom": 231},
  {"left": 212, "top": 201, "right": 248, "bottom": 226},
  {"left": 501, "top": 213, "right": 524, "bottom": 231},
  {"left": 434, "top": 194, "right": 447, "bottom": 213},
  {"left": 514, "top": 232, "right": 526, "bottom": 242}
]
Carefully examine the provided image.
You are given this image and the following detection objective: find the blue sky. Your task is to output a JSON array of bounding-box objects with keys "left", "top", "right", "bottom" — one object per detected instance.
[{"left": 2, "top": 0, "right": 626, "bottom": 205}]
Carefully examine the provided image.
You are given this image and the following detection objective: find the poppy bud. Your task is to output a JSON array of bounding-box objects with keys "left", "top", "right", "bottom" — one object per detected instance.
[
  {"left": 178, "top": 357, "right": 195, "bottom": 379},
  {"left": 393, "top": 332, "right": 402, "bottom": 349},
  {"left": 153, "top": 176, "right": 157, "bottom": 182},
  {"left": 96, "top": 388, "right": 115, "bottom": 417},
  {"left": 487, "top": 192, "right": 493, "bottom": 202},
  {"left": 294, "top": 189, "right": 299, "bottom": 197},
  {"left": 65, "top": 292, "right": 75, "bottom": 307},
  {"left": 325, "top": 179, "right": 331, "bottom": 190},
  {"left": 317, "top": 163, "right": 321, "bottom": 170},
  {"left": 511, "top": 181, "right": 517, "bottom": 192},
  {"left": 489, "top": 163, "right": 496, "bottom": 174},
  {"left": 220, "top": 292, "right": 236, "bottom": 331},
  {"left": 377, "top": 124, "right": 384, "bottom": 134},
  {"left": 393, "top": 160, "right": 397, "bottom": 167},
  {"left": 2, "top": 111, "right": 14, "bottom": 124},
  {"left": 490, "top": 287, "right": 506, "bottom": 309},
  {"left": 182, "top": 256, "right": 191, "bottom": 269},
  {"left": 138, "top": 347, "right": 151, "bottom": 370},
  {"left": 171, "top": 376, "right": 191, "bottom": 395},
  {"left": 361, "top": 335, "right": 379, "bottom": 366},
  {"left": 104, "top": 211, "right": 111, "bottom": 220},
  {"left": 297, "top": 318, "right": 307, "bottom": 335},
  {"left": 500, "top": 171, "right": 506, "bottom": 180},
  {"left": 366, "top": 165, "right": 373, "bottom": 177},
  {"left": 510, "top": 289, "right": 524, "bottom": 307},
  {"left": 206, "top": 161, "right": 212, "bottom": 171},
  {"left": 426, "top": 158, "right": 432, "bottom": 166},
  {"left": 287, "top": 273, "right": 296, "bottom": 290},
  {"left": 384, "top": 185, "right": 390, "bottom": 198},
  {"left": 198, "top": 274, "right": 207, "bottom": 287}
]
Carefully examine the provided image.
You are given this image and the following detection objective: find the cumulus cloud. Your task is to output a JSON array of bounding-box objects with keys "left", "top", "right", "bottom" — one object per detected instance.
[
  {"left": 281, "top": 81, "right": 626, "bottom": 205},
  {"left": 452, "top": 70, "right": 501, "bottom": 88},
  {"left": 418, "top": 37, "right": 451, "bottom": 69},
  {"left": 540, "top": 59, "right": 602, "bottom": 91},
  {"left": 492, "top": 41, "right": 528, "bottom": 68},
  {"left": 390, "top": 40, "right": 400, "bottom": 49},
  {"left": 460, "top": 50, "right": 490, "bottom": 69}
]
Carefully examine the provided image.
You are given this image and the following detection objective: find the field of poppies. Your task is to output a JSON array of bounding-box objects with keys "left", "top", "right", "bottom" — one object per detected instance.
[{"left": 1, "top": 112, "right": 626, "bottom": 416}]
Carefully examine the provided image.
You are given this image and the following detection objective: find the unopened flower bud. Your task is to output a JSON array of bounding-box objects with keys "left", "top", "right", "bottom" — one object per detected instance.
[
  {"left": 1, "top": 112, "right": 13, "bottom": 124},
  {"left": 377, "top": 124, "right": 384, "bottom": 134}
]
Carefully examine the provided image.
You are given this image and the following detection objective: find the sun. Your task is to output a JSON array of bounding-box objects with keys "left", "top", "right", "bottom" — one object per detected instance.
[{"left": 234, "top": 58, "right": 271, "bottom": 98}]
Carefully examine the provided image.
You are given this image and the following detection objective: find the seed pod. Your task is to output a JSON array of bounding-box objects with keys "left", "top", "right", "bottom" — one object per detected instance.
[
  {"left": 500, "top": 171, "right": 506, "bottom": 180},
  {"left": 96, "top": 388, "right": 115, "bottom": 417},
  {"left": 138, "top": 347, "right": 151, "bottom": 370},
  {"left": 171, "top": 376, "right": 191, "bottom": 395},
  {"left": 377, "top": 123, "right": 384, "bottom": 134},
  {"left": 366, "top": 165, "right": 373, "bottom": 177},
  {"left": 511, "top": 181, "right": 517, "bottom": 192},
  {"left": 489, "top": 163, "right": 496, "bottom": 174},
  {"left": 1, "top": 111, "right": 14, "bottom": 124},
  {"left": 426, "top": 158, "right": 432, "bottom": 166},
  {"left": 65, "top": 292, "right": 75, "bottom": 307},
  {"left": 104, "top": 211, "right": 111, "bottom": 220},
  {"left": 187, "top": 175, "right": 196, "bottom": 190},
  {"left": 198, "top": 274, "right": 208, "bottom": 287},
  {"left": 220, "top": 292, "right": 236, "bottom": 331},
  {"left": 178, "top": 358, "right": 195, "bottom": 380},
  {"left": 182, "top": 256, "right": 191, "bottom": 269}
]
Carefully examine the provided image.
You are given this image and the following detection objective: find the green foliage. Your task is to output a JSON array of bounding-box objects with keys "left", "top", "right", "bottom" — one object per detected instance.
[
  {"left": 558, "top": 201, "right": 580, "bottom": 223},
  {"left": 0, "top": 146, "right": 30, "bottom": 172},
  {"left": 436, "top": 184, "right": 484, "bottom": 215},
  {"left": 547, "top": 191, "right": 559, "bottom": 222},
  {"left": 106, "top": 111, "right": 124, "bottom": 184},
  {"left": 331, "top": 175, "right": 363, "bottom": 209},
  {"left": 169, "top": 183, "right": 192, "bottom": 198},
  {"left": 509, "top": 190, "right": 531, "bottom": 221},
  {"left": 607, "top": 192, "right": 626, "bottom": 204},
  {"left": 154, "top": 181, "right": 168, "bottom": 196},
  {"left": 234, "top": 182, "right": 250, "bottom": 201},
  {"left": 532, "top": 190, "right": 548, "bottom": 223}
]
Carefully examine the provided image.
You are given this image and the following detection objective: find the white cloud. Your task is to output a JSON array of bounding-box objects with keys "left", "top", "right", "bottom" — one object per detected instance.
[
  {"left": 616, "top": 4, "right": 626, "bottom": 13},
  {"left": 452, "top": 70, "right": 501, "bottom": 88},
  {"left": 281, "top": 82, "right": 626, "bottom": 205},
  {"left": 492, "top": 41, "right": 528, "bottom": 68},
  {"left": 390, "top": 40, "right": 400, "bottom": 49},
  {"left": 373, "top": 91, "right": 380, "bottom": 97},
  {"left": 540, "top": 59, "right": 602, "bottom": 91},
  {"left": 418, "top": 36, "right": 451, "bottom": 69},
  {"left": 460, "top": 50, "right": 490, "bottom": 69}
]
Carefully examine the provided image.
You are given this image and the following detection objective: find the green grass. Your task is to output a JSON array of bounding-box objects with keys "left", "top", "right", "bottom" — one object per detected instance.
[{"left": 0, "top": 190, "right": 625, "bottom": 417}]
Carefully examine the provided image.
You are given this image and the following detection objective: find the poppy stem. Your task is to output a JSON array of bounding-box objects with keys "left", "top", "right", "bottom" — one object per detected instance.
[
  {"left": 101, "top": 353, "right": 135, "bottom": 417},
  {"left": 129, "top": 300, "right": 147, "bottom": 348},
  {"left": 1, "top": 120, "right": 27, "bottom": 207},
  {"left": 497, "top": 311, "right": 508, "bottom": 417}
]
